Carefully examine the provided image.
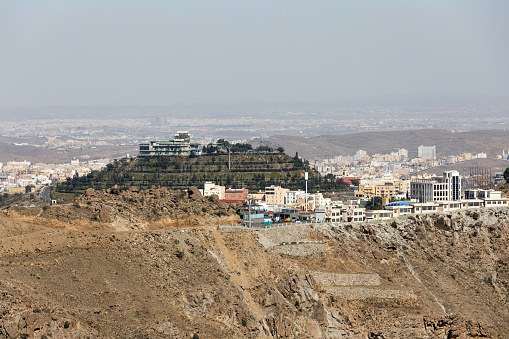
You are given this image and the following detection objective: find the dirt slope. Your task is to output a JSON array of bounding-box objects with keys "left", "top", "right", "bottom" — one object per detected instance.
[{"left": 1, "top": 191, "right": 508, "bottom": 338}]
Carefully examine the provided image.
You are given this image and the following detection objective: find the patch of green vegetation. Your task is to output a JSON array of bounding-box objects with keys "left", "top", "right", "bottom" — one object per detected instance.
[
  {"left": 0, "top": 192, "right": 28, "bottom": 207},
  {"left": 55, "top": 153, "right": 352, "bottom": 194}
]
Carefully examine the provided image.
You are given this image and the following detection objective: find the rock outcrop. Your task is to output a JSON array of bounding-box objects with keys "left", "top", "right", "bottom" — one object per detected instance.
[
  {"left": 2, "top": 201, "right": 508, "bottom": 338},
  {"left": 11, "top": 186, "right": 240, "bottom": 229}
]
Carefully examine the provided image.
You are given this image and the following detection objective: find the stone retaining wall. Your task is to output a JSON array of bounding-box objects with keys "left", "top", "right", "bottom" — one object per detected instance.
[
  {"left": 255, "top": 224, "right": 314, "bottom": 243},
  {"left": 272, "top": 243, "right": 328, "bottom": 256},
  {"left": 312, "top": 272, "right": 380, "bottom": 286}
]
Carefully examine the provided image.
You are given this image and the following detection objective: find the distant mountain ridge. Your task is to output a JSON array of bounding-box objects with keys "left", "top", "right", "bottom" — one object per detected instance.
[
  {"left": 2, "top": 94, "right": 509, "bottom": 121},
  {"left": 255, "top": 129, "right": 509, "bottom": 160}
]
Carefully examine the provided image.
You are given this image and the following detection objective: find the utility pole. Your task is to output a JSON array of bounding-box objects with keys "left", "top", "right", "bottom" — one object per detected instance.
[
  {"left": 248, "top": 199, "right": 252, "bottom": 228},
  {"left": 228, "top": 147, "right": 231, "bottom": 171},
  {"left": 305, "top": 171, "right": 308, "bottom": 212}
]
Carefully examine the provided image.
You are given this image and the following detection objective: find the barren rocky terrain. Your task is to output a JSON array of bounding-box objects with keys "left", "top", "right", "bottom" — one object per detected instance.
[{"left": 1, "top": 188, "right": 508, "bottom": 338}]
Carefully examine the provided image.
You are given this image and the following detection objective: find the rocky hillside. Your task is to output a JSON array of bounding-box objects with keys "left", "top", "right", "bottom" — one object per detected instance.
[
  {"left": 1, "top": 192, "right": 508, "bottom": 338},
  {"left": 12, "top": 186, "right": 240, "bottom": 230}
]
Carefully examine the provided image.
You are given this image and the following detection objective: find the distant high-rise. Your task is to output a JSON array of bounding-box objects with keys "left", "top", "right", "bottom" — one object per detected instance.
[
  {"left": 417, "top": 145, "right": 436, "bottom": 159},
  {"left": 353, "top": 150, "right": 367, "bottom": 161}
]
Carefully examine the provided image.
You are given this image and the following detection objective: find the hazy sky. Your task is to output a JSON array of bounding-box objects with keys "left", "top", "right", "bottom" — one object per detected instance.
[{"left": 1, "top": 0, "right": 508, "bottom": 106}]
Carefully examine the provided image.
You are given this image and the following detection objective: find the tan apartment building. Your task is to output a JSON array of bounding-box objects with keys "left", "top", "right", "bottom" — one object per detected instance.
[
  {"left": 355, "top": 182, "right": 399, "bottom": 199},
  {"left": 265, "top": 185, "right": 289, "bottom": 207}
]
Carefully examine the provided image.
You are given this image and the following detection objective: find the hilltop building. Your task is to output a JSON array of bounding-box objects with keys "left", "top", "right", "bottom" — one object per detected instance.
[
  {"left": 139, "top": 131, "right": 201, "bottom": 156},
  {"left": 328, "top": 201, "right": 366, "bottom": 223}
]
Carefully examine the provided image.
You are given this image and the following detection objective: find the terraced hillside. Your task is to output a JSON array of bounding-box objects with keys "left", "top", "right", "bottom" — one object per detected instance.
[{"left": 55, "top": 153, "right": 350, "bottom": 194}]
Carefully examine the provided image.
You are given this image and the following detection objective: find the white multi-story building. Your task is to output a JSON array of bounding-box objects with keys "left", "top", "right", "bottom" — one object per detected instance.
[
  {"left": 139, "top": 131, "right": 201, "bottom": 156},
  {"left": 464, "top": 189, "right": 508, "bottom": 207},
  {"left": 417, "top": 145, "right": 436, "bottom": 159},
  {"left": 202, "top": 182, "right": 225, "bottom": 200},
  {"left": 286, "top": 190, "right": 306, "bottom": 206},
  {"left": 410, "top": 171, "right": 461, "bottom": 203},
  {"left": 328, "top": 201, "right": 365, "bottom": 223},
  {"left": 353, "top": 150, "right": 367, "bottom": 161},
  {"left": 398, "top": 148, "right": 408, "bottom": 160}
]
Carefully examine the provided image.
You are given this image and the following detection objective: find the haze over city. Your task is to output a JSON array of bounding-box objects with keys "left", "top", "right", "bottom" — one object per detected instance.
[
  {"left": 1, "top": 0, "right": 508, "bottom": 108},
  {"left": 3, "top": 2, "right": 509, "bottom": 338}
]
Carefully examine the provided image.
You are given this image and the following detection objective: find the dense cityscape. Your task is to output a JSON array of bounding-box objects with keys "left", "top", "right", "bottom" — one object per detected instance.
[
  {"left": 2, "top": 127, "right": 508, "bottom": 227},
  {"left": 2, "top": 1, "right": 509, "bottom": 337}
]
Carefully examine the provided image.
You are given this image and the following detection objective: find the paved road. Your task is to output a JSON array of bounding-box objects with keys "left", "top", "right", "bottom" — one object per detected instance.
[{"left": 41, "top": 185, "right": 53, "bottom": 204}]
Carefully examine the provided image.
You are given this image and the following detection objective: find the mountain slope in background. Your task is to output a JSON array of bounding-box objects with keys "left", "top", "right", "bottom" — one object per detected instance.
[{"left": 256, "top": 129, "right": 509, "bottom": 160}]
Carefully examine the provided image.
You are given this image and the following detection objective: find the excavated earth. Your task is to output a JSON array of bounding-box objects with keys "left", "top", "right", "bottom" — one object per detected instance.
[{"left": 0, "top": 188, "right": 508, "bottom": 338}]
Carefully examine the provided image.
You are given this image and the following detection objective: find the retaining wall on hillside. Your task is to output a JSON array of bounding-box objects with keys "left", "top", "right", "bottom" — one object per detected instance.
[
  {"left": 272, "top": 243, "right": 328, "bottom": 256},
  {"left": 312, "top": 272, "right": 380, "bottom": 286}
]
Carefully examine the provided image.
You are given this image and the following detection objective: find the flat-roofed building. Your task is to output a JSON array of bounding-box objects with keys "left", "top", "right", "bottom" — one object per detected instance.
[
  {"left": 355, "top": 182, "right": 400, "bottom": 199},
  {"left": 383, "top": 201, "right": 413, "bottom": 217},
  {"left": 411, "top": 202, "right": 439, "bottom": 214},
  {"left": 436, "top": 201, "right": 466, "bottom": 212},
  {"left": 328, "top": 206, "right": 344, "bottom": 223},
  {"left": 286, "top": 190, "right": 305, "bottom": 206},
  {"left": 224, "top": 188, "right": 249, "bottom": 202},
  {"left": 418, "top": 145, "right": 436, "bottom": 159},
  {"left": 464, "top": 189, "right": 509, "bottom": 207},
  {"left": 247, "top": 192, "right": 265, "bottom": 204},
  {"left": 343, "top": 206, "right": 365, "bottom": 222},
  {"left": 410, "top": 171, "right": 461, "bottom": 203},
  {"left": 139, "top": 131, "right": 201, "bottom": 156},
  {"left": 365, "top": 210, "right": 394, "bottom": 221},
  {"left": 202, "top": 182, "right": 225, "bottom": 200},
  {"left": 265, "top": 185, "right": 289, "bottom": 207}
]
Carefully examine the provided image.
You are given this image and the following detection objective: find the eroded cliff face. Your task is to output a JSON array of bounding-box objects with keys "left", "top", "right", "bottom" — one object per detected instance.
[{"left": 1, "top": 193, "right": 508, "bottom": 338}]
